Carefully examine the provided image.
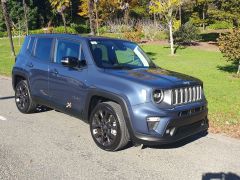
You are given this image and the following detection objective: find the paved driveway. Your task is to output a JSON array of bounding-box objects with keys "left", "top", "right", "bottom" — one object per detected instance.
[{"left": 0, "top": 76, "right": 239, "bottom": 180}]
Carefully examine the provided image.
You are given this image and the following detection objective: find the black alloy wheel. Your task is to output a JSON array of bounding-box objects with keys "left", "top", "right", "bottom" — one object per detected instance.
[
  {"left": 15, "top": 80, "right": 37, "bottom": 113},
  {"left": 90, "top": 102, "right": 130, "bottom": 151}
]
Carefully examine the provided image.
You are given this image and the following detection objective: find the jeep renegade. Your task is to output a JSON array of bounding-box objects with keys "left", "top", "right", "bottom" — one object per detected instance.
[{"left": 12, "top": 34, "right": 209, "bottom": 151}]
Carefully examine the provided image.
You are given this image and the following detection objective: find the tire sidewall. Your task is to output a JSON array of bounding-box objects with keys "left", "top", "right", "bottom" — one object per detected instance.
[
  {"left": 15, "top": 80, "right": 31, "bottom": 113},
  {"left": 90, "top": 103, "right": 122, "bottom": 151}
]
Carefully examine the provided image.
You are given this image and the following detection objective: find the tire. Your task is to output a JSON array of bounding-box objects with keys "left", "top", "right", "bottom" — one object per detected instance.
[
  {"left": 90, "top": 101, "right": 130, "bottom": 151},
  {"left": 15, "top": 80, "right": 37, "bottom": 114}
]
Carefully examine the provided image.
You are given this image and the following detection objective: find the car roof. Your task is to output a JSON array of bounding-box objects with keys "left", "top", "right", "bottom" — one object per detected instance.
[{"left": 27, "top": 33, "right": 130, "bottom": 43}]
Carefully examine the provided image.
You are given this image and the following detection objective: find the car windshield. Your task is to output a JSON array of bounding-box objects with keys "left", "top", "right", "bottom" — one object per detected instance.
[{"left": 88, "top": 39, "right": 156, "bottom": 69}]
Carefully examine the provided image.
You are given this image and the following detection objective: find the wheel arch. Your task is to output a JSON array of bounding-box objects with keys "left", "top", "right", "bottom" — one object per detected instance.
[
  {"left": 12, "top": 71, "right": 28, "bottom": 90},
  {"left": 84, "top": 90, "right": 135, "bottom": 139}
]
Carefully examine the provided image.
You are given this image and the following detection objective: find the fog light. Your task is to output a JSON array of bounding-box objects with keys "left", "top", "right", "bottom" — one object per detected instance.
[{"left": 147, "top": 117, "right": 161, "bottom": 131}]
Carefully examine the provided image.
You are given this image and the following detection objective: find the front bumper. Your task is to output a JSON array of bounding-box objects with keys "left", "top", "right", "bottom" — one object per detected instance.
[{"left": 129, "top": 101, "right": 209, "bottom": 145}]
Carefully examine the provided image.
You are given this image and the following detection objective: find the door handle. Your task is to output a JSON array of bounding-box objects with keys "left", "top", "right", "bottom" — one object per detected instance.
[{"left": 26, "top": 62, "right": 33, "bottom": 68}]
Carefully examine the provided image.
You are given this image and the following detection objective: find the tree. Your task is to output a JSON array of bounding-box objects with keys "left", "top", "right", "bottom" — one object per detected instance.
[
  {"left": 210, "top": 0, "right": 240, "bottom": 28},
  {"left": 49, "top": 0, "right": 70, "bottom": 33},
  {"left": 174, "top": 21, "right": 200, "bottom": 44},
  {"left": 88, "top": 0, "right": 95, "bottom": 35},
  {"left": 1, "top": 0, "right": 15, "bottom": 56},
  {"left": 149, "top": 0, "right": 181, "bottom": 55},
  {"left": 23, "top": 0, "right": 28, "bottom": 35},
  {"left": 118, "top": 0, "right": 139, "bottom": 24},
  {"left": 195, "top": 0, "right": 211, "bottom": 30},
  {"left": 218, "top": 29, "right": 240, "bottom": 75},
  {"left": 78, "top": 0, "right": 120, "bottom": 35},
  {"left": 78, "top": 0, "right": 96, "bottom": 35}
]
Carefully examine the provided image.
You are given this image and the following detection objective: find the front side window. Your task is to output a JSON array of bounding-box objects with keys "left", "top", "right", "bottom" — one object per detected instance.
[
  {"left": 34, "top": 38, "right": 53, "bottom": 62},
  {"left": 89, "top": 39, "right": 155, "bottom": 69},
  {"left": 55, "top": 39, "right": 80, "bottom": 64}
]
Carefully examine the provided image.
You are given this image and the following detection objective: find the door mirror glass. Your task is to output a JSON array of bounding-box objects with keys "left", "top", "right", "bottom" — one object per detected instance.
[{"left": 61, "top": 56, "right": 79, "bottom": 67}]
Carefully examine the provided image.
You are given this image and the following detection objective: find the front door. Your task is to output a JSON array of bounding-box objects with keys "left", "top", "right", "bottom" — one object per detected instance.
[{"left": 48, "top": 38, "right": 88, "bottom": 117}]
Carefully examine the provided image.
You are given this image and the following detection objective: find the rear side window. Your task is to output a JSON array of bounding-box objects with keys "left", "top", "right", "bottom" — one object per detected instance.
[
  {"left": 27, "top": 37, "right": 35, "bottom": 53},
  {"left": 55, "top": 39, "right": 80, "bottom": 64},
  {"left": 34, "top": 38, "right": 53, "bottom": 62}
]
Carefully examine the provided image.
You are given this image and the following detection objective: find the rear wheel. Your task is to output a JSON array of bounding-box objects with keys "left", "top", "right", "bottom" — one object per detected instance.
[
  {"left": 15, "top": 80, "right": 37, "bottom": 113},
  {"left": 90, "top": 102, "right": 130, "bottom": 151}
]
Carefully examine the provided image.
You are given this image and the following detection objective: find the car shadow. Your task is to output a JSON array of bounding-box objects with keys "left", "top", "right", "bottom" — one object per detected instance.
[
  {"left": 141, "top": 131, "right": 208, "bottom": 150},
  {"left": 0, "top": 96, "right": 15, "bottom": 100},
  {"left": 202, "top": 172, "right": 240, "bottom": 180},
  {"left": 35, "top": 105, "right": 52, "bottom": 113}
]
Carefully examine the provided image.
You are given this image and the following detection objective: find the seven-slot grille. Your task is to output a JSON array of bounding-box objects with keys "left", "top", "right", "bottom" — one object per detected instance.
[{"left": 172, "top": 86, "right": 202, "bottom": 105}]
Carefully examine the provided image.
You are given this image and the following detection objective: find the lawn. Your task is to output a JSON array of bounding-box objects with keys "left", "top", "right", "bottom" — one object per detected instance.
[
  {"left": 0, "top": 37, "right": 240, "bottom": 137},
  {"left": 0, "top": 37, "right": 22, "bottom": 76}
]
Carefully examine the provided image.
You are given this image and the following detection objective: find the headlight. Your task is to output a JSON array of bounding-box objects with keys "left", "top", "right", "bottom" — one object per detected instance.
[{"left": 153, "top": 89, "right": 164, "bottom": 103}]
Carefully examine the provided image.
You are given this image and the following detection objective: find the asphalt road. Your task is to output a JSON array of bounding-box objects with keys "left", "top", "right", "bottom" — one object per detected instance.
[{"left": 0, "top": 76, "right": 240, "bottom": 180}]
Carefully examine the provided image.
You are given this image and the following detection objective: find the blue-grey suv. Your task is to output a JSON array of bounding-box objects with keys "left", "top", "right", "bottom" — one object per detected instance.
[{"left": 12, "top": 34, "right": 208, "bottom": 151}]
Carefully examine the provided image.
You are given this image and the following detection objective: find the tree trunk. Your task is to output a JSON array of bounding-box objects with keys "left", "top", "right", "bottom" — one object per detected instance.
[
  {"left": 233, "top": 18, "right": 239, "bottom": 28},
  {"left": 23, "top": 0, "right": 28, "bottom": 35},
  {"left": 94, "top": 2, "right": 99, "bottom": 36},
  {"left": 169, "top": 19, "right": 174, "bottom": 55},
  {"left": 153, "top": 12, "right": 156, "bottom": 27},
  {"left": 179, "top": 4, "right": 182, "bottom": 26},
  {"left": 124, "top": 9, "right": 129, "bottom": 25},
  {"left": 60, "top": 12, "right": 67, "bottom": 33},
  {"left": 202, "top": 2, "right": 208, "bottom": 31},
  {"left": 202, "top": 11, "right": 205, "bottom": 30},
  {"left": 1, "top": 0, "right": 15, "bottom": 57},
  {"left": 88, "top": 0, "right": 95, "bottom": 35},
  {"left": 237, "top": 60, "right": 240, "bottom": 75}
]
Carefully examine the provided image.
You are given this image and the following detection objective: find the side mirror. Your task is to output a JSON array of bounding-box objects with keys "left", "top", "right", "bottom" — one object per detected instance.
[{"left": 61, "top": 56, "right": 79, "bottom": 68}]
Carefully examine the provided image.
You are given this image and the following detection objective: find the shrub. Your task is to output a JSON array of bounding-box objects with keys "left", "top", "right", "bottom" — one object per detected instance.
[
  {"left": 70, "top": 23, "right": 90, "bottom": 34},
  {"left": 208, "top": 21, "right": 233, "bottom": 30},
  {"left": 105, "top": 19, "right": 134, "bottom": 33},
  {"left": 29, "top": 26, "right": 78, "bottom": 35},
  {"left": 141, "top": 21, "right": 161, "bottom": 41},
  {"left": 98, "top": 26, "right": 109, "bottom": 34},
  {"left": 173, "top": 22, "right": 200, "bottom": 44},
  {"left": 218, "top": 29, "right": 240, "bottom": 75},
  {"left": 0, "top": 31, "right": 7, "bottom": 38},
  {"left": 124, "top": 31, "right": 142, "bottom": 43},
  {"left": 53, "top": 26, "right": 77, "bottom": 34},
  {"left": 29, "top": 29, "right": 45, "bottom": 34},
  {"left": 101, "top": 33, "right": 124, "bottom": 39}
]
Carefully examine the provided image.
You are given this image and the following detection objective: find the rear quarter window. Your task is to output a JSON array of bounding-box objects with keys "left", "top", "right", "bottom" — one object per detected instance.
[
  {"left": 34, "top": 37, "right": 53, "bottom": 62},
  {"left": 27, "top": 37, "right": 35, "bottom": 54}
]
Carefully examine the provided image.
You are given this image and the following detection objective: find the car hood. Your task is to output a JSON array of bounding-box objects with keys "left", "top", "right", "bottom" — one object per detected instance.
[{"left": 104, "top": 68, "right": 202, "bottom": 88}]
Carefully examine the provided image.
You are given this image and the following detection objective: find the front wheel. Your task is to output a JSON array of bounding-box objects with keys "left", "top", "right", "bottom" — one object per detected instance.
[
  {"left": 15, "top": 80, "right": 37, "bottom": 113},
  {"left": 90, "top": 102, "right": 130, "bottom": 151}
]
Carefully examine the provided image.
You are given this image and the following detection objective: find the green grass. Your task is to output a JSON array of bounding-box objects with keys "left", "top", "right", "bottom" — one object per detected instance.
[
  {"left": 142, "top": 44, "right": 240, "bottom": 126},
  {"left": 0, "top": 37, "right": 239, "bottom": 127},
  {"left": 0, "top": 37, "right": 22, "bottom": 76}
]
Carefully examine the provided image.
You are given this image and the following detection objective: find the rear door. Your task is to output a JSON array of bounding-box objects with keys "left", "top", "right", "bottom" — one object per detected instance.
[
  {"left": 28, "top": 37, "right": 54, "bottom": 101},
  {"left": 48, "top": 38, "right": 88, "bottom": 116}
]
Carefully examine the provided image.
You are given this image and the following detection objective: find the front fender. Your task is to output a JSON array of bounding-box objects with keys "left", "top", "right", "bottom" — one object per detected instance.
[{"left": 84, "top": 88, "right": 137, "bottom": 140}]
